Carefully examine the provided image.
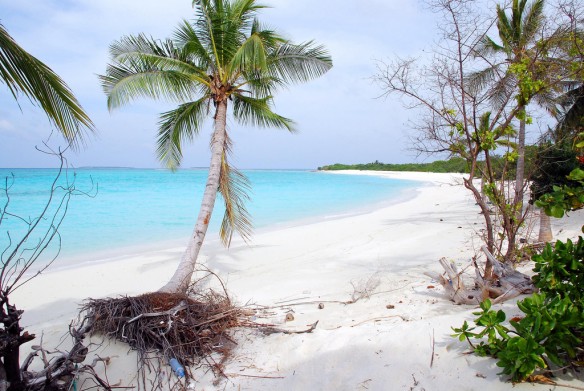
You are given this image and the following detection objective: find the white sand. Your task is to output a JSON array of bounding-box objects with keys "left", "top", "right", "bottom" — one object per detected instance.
[{"left": 12, "top": 171, "right": 584, "bottom": 390}]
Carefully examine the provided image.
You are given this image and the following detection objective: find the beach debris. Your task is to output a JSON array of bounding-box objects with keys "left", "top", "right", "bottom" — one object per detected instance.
[
  {"left": 350, "top": 272, "right": 381, "bottom": 303},
  {"left": 84, "top": 288, "right": 243, "bottom": 389},
  {"left": 318, "top": 303, "right": 325, "bottom": 309},
  {"left": 260, "top": 321, "right": 319, "bottom": 336},
  {"left": 424, "top": 247, "right": 535, "bottom": 305},
  {"left": 16, "top": 315, "right": 116, "bottom": 391},
  {"left": 170, "top": 358, "right": 185, "bottom": 378}
]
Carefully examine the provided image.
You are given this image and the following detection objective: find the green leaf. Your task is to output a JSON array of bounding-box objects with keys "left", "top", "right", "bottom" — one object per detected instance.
[{"left": 0, "top": 23, "right": 95, "bottom": 148}]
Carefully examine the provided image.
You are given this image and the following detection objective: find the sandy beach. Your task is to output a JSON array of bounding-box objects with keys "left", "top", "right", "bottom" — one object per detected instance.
[{"left": 12, "top": 170, "right": 584, "bottom": 390}]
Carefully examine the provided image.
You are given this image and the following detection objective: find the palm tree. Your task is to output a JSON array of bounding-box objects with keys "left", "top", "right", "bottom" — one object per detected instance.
[
  {"left": 476, "top": 0, "right": 545, "bottom": 203},
  {"left": 100, "top": 0, "right": 332, "bottom": 293},
  {"left": 0, "top": 23, "right": 94, "bottom": 148}
]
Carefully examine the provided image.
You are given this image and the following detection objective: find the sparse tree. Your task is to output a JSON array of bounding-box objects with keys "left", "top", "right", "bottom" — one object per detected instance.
[
  {"left": 375, "top": 0, "right": 581, "bottom": 267},
  {"left": 0, "top": 150, "right": 102, "bottom": 391}
]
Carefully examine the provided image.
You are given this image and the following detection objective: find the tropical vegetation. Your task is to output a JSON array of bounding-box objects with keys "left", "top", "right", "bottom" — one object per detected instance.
[
  {"left": 100, "top": 0, "right": 332, "bottom": 293},
  {"left": 374, "top": 0, "right": 583, "bottom": 269},
  {"left": 318, "top": 158, "right": 470, "bottom": 173}
]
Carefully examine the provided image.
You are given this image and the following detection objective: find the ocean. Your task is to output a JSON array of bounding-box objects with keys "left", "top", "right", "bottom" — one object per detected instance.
[{"left": 0, "top": 168, "right": 417, "bottom": 264}]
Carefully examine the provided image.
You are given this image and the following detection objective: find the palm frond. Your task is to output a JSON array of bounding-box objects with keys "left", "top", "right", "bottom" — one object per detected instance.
[
  {"left": 520, "top": 0, "right": 544, "bottom": 46},
  {"left": 511, "top": 0, "right": 527, "bottom": 41},
  {"left": 250, "top": 19, "right": 286, "bottom": 50},
  {"left": 465, "top": 64, "right": 504, "bottom": 96},
  {"left": 532, "top": 89, "right": 558, "bottom": 117},
  {"left": 101, "top": 36, "right": 213, "bottom": 109},
  {"left": 486, "top": 73, "right": 516, "bottom": 110},
  {"left": 229, "top": 0, "right": 265, "bottom": 30},
  {"left": 173, "top": 20, "right": 213, "bottom": 67},
  {"left": 218, "top": 133, "right": 252, "bottom": 246},
  {"left": 108, "top": 34, "right": 209, "bottom": 80},
  {"left": 474, "top": 35, "right": 507, "bottom": 58},
  {"left": 232, "top": 94, "right": 295, "bottom": 131},
  {"left": 101, "top": 65, "right": 198, "bottom": 109},
  {"left": 496, "top": 4, "right": 515, "bottom": 49},
  {"left": 0, "top": 23, "right": 94, "bottom": 148},
  {"left": 156, "top": 97, "right": 210, "bottom": 169},
  {"left": 237, "top": 72, "right": 284, "bottom": 97},
  {"left": 229, "top": 33, "right": 268, "bottom": 75},
  {"left": 556, "top": 84, "right": 584, "bottom": 137},
  {"left": 269, "top": 41, "right": 332, "bottom": 84}
]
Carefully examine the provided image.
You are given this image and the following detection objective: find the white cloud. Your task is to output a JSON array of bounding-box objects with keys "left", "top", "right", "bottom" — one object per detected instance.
[{"left": 0, "top": 119, "right": 15, "bottom": 132}]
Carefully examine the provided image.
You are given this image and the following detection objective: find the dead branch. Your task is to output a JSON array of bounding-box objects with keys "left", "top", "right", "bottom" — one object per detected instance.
[
  {"left": 427, "top": 247, "right": 535, "bottom": 305},
  {"left": 259, "top": 321, "right": 319, "bottom": 336}
]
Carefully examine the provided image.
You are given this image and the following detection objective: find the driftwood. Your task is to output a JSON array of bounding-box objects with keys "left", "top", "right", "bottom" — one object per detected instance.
[
  {"left": 425, "top": 246, "right": 536, "bottom": 305},
  {"left": 260, "top": 321, "right": 319, "bottom": 336}
]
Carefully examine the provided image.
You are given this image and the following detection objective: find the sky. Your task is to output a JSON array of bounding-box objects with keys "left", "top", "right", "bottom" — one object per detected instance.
[{"left": 0, "top": 0, "right": 440, "bottom": 169}]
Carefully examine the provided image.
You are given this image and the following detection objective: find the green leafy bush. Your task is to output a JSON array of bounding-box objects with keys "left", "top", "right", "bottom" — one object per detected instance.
[
  {"left": 453, "top": 236, "right": 584, "bottom": 382},
  {"left": 532, "top": 237, "right": 584, "bottom": 304}
]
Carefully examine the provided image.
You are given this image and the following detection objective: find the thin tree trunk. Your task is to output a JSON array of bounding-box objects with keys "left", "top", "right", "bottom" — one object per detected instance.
[
  {"left": 159, "top": 100, "right": 228, "bottom": 294},
  {"left": 538, "top": 207, "right": 553, "bottom": 243},
  {"left": 514, "top": 117, "right": 526, "bottom": 211}
]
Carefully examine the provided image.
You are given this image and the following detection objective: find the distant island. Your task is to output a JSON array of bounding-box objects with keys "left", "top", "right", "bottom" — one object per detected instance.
[{"left": 318, "top": 157, "right": 470, "bottom": 173}]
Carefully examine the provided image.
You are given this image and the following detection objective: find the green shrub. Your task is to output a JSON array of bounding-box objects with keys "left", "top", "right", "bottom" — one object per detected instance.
[
  {"left": 453, "top": 236, "right": 584, "bottom": 382},
  {"left": 532, "top": 237, "right": 584, "bottom": 304}
]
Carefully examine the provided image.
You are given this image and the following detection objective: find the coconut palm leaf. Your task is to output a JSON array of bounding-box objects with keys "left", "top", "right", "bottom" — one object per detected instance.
[
  {"left": 466, "top": 64, "right": 504, "bottom": 95},
  {"left": 269, "top": 41, "right": 332, "bottom": 84},
  {"left": 101, "top": 36, "right": 209, "bottom": 109},
  {"left": 0, "top": 23, "right": 94, "bottom": 148},
  {"left": 173, "top": 21, "right": 213, "bottom": 67},
  {"left": 555, "top": 84, "right": 584, "bottom": 141},
  {"left": 520, "top": 0, "right": 545, "bottom": 46},
  {"left": 229, "top": 33, "right": 269, "bottom": 74},
  {"left": 232, "top": 94, "right": 295, "bottom": 131},
  {"left": 475, "top": 35, "right": 507, "bottom": 58},
  {"left": 157, "top": 97, "right": 210, "bottom": 169},
  {"left": 218, "top": 135, "right": 252, "bottom": 246}
]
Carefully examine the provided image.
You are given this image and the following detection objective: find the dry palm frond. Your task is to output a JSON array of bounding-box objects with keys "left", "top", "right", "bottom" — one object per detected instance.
[{"left": 218, "top": 132, "right": 252, "bottom": 247}]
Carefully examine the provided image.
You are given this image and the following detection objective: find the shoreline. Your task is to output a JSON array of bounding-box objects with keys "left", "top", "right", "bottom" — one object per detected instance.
[
  {"left": 11, "top": 170, "right": 584, "bottom": 390},
  {"left": 50, "top": 170, "right": 429, "bottom": 274}
]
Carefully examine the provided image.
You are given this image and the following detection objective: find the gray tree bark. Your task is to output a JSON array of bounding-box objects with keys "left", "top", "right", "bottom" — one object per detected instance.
[
  {"left": 538, "top": 207, "right": 553, "bottom": 243},
  {"left": 159, "top": 100, "right": 228, "bottom": 294},
  {"left": 514, "top": 117, "right": 526, "bottom": 210}
]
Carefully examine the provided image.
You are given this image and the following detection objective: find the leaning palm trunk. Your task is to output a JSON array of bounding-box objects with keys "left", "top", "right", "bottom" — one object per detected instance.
[
  {"left": 538, "top": 207, "right": 553, "bottom": 242},
  {"left": 159, "top": 101, "right": 228, "bottom": 294}
]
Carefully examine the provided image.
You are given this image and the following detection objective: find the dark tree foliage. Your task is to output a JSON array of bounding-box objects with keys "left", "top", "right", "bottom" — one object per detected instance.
[{"left": 530, "top": 142, "right": 580, "bottom": 201}]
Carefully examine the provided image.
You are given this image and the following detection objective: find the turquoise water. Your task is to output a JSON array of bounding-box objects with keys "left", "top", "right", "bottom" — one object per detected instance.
[{"left": 0, "top": 168, "right": 417, "bottom": 263}]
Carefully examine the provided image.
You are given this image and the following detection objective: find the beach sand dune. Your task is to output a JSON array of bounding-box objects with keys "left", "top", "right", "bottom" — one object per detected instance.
[{"left": 12, "top": 171, "right": 584, "bottom": 390}]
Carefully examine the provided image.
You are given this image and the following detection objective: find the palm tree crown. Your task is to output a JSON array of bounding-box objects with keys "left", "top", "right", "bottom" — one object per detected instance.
[{"left": 101, "top": 0, "right": 331, "bottom": 168}]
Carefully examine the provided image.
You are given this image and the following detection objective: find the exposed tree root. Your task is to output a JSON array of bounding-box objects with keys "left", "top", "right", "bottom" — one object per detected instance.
[{"left": 82, "top": 288, "right": 242, "bottom": 389}]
